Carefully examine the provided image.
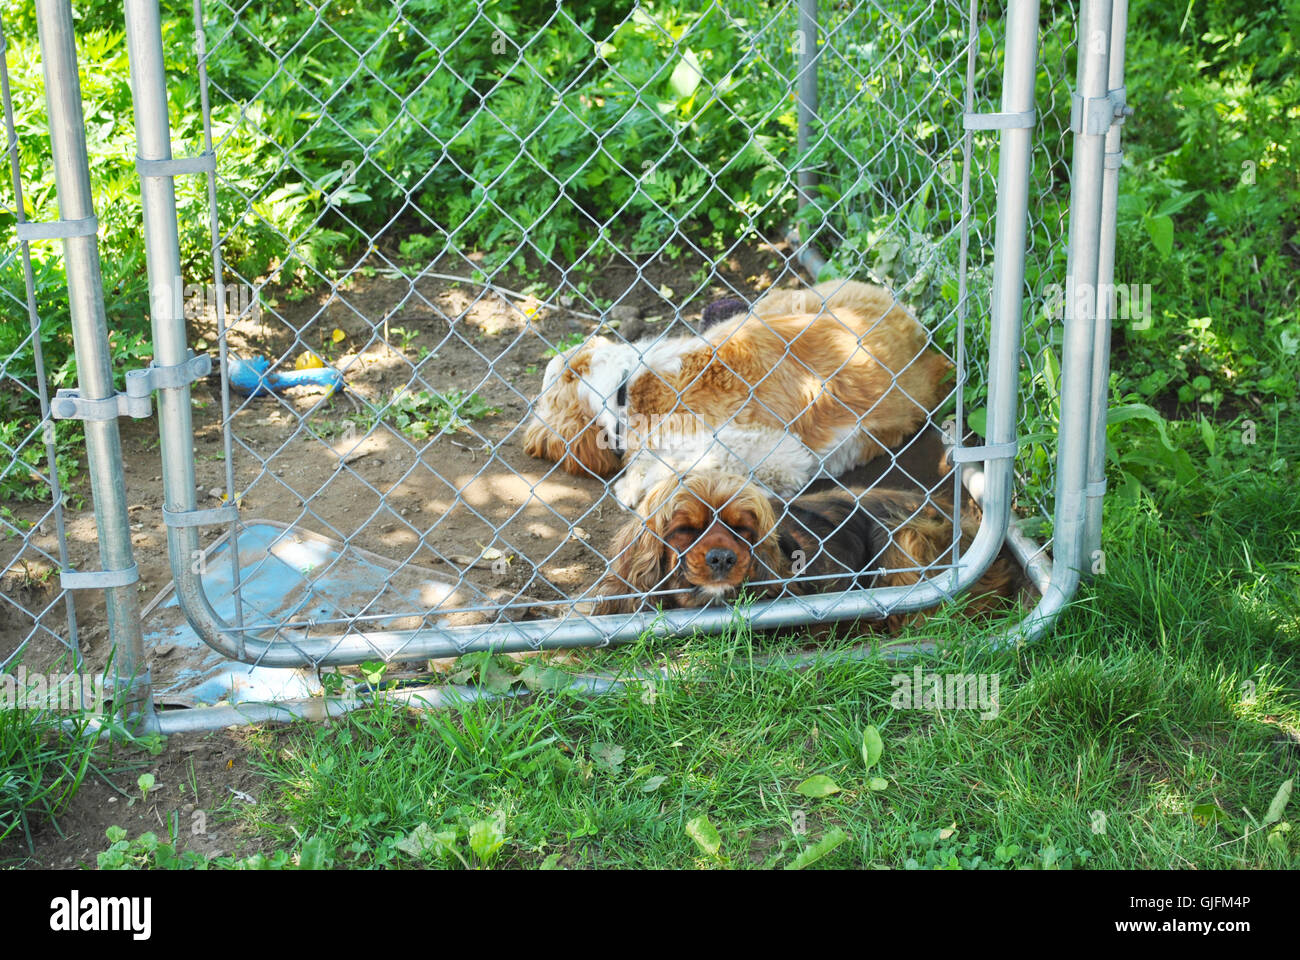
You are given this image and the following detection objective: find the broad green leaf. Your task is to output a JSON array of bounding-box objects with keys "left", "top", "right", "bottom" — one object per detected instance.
[
  {"left": 1267, "top": 822, "right": 1291, "bottom": 854},
  {"left": 592, "top": 742, "right": 626, "bottom": 774},
  {"left": 868, "top": 777, "right": 888, "bottom": 791},
  {"left": 478, "top": 656, "right": 516, "bottom": 694},
  {"left": 685, "top": 814, "right": 722, "bottom": 856},
  {"left": 396, "top": 823, "right": 457, "bottom": 860},
  {"left": 795, "top": 775, "right": 841, "bottom": 798},
  {"left": 1190, "top": 803, "right": 1229, "bottom": 827},
  {"left": 468, "top": 814, "right": 507, "bottom": 863},
  {"left": 1263, "top": 779, "right": 1293, "bottom": 826},
  {"left": 668, "top": 50, "right": 702, "bottom": 101},
  {"left": 861, "top": 726, "right": 884, "bottom": 771},
  {"left": 518, "top": 663, "right": 575, "bottom": 693},
  {"left": 1106, "top": 403, "right": 1179, "bottom": 452},
  {"left": 642, "top": 775, "right": 667, "bottom": 793},
  {"left": 298, "top": 835, "right": 334, "bottom": 870},
  {"left": 1145, "top": 214, "right": 1174, "bottom": 258},
  {"left": 786, "top": 827, "right": 848, "bottom": 870}
]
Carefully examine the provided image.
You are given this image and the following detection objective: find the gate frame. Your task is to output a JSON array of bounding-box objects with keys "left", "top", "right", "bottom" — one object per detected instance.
[{"left": 15, "top": 0, "right": 1131, "bottom": 733}]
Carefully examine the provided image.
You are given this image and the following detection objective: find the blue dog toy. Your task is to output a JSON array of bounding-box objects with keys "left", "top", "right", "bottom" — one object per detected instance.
[{"left": 227, "top": 354, "right": 344, "bottom": 397}]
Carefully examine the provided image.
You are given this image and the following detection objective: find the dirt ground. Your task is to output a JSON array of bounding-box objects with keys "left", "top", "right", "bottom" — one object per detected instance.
[
  {"left": 3, "top": 239, "right": 961, "bottom": 679},
  {"left": 0, "top": 726, "right": 272, "bottom": 868}
]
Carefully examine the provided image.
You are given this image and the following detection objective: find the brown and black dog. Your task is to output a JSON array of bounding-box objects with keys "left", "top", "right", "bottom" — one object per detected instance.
[{"left": 593, "top": 471, "right": 1024, "bottom": 632}]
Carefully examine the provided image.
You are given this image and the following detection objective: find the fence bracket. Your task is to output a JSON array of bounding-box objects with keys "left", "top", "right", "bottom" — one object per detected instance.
[
  {"left": 135, "top": 151, "right": 216, "bottom": 178},
  {"left": 50, "top": 388, "right": 152, "bottom": 421},
  {"left": 1070, "top": 88, "right": 1132, "bottom": 135},
  {"left": 163, "top": 504, "right": 238, "bottom": 527},
  {"left": 125, "top": 351, "right": 212, "bottom": 398},
  {"left": 15, "top": 215, "right": 97, "bottom": 242},
  {"left": 60, "top": 562, "right": 140, "bottom": 591},
  {"left": 963, "top": 109, "right": 1035, "bottom": 130},
  {"left": 950, "top": 440, "right": 1019, "bottom": 463}
]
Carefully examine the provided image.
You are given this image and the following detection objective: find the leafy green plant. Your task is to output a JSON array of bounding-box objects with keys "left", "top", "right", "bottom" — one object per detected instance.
[
  {"left": 382, "top": 388, "right": 500, "bottom": 439},
  {"left": 96, "top": 825, "right": 313, "bottom": 870}
]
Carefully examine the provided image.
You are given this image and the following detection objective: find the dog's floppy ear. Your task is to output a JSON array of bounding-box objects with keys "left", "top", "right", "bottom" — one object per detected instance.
[
  {"left": 593, "top": 514, "right": 670, "bottom": 615},
  {"left": 745, "top": 492, "right": 788, "bottom": 595},
  {"left": 563, "top": 420, "right": 621, "bottom": 477}
]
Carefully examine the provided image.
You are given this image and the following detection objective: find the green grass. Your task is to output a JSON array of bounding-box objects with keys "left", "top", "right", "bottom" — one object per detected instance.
[
  {"left": 0, "top": 707, "right": 100, "bottom": 850},
  {"left": 145, "top": 468, "right": 1289, "bottom": 871}
]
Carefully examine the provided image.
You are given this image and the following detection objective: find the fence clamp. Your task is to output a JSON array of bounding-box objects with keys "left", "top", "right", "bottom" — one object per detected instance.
[
  {"left": 950, "top": 440, "right": 1019, "bottom": 464},
  {"left": 963, "top": 109, "right": 1035, "bottom": 131},
  {"left": 1070, "top": 88, "right": 1133, "bottom": 136},
  {"left": 61, "top": 562, "right": 139, "bottom": 591},
  {"left": 135, "top": 151, "right": 217, "bottom": 178},
  {"left": 15, "top": 215, "right": 98, "bottom": 243},
  {"left": 50, "top": 389, "right": 151, "bottom": 421},
  {"left": 125, "top": 351, "right": 212, "bottom": 399},
  {"left": 163, "top": 503, "right": 238, "bottom": 528}
]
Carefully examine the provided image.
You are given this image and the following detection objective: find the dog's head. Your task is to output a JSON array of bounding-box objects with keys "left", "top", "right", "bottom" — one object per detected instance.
[
  {"left": 594, "top": 471, "right": 783, "bottom": 614},
  {"left": 523, "top": 336, "right": 632, "bottom": 477}
]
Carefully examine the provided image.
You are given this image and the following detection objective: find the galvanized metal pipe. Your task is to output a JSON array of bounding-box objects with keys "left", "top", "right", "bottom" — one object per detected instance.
[
  {"left": 1083, "top": 0, "right": 1130, "bottom": 568},
  {"left": 997, "top": 0, "right": 1115, "bottom": 647},
  {"left": 34, "top": 0, "right": 149, "bottom": 723},
  {"left": 124, "top": 0, "right": 241, "bottom": 667},
  {"left": 796, "top": 0, "right": 819, "bottom": 208},
  {"left": 975, "top": 0, "right": 1040, "bottom": 553}
]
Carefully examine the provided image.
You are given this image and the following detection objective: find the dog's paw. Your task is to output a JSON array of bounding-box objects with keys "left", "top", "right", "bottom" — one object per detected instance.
[{"left": 612, "top": 472, "right": 645, "bottom": 510}]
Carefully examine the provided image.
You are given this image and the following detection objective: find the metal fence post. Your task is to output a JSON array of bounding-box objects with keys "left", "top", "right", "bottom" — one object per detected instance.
[
  {"left": 122, "top": 0, "right": 244, "bottom": 658},
  {"left": 33, "top": 0, "right": 150, "bottom": 724},
  {"left": 796, "top": 0, "right": 819, "bottom": 209},
  {"left": 1084, "top": 0, "right": 1131, "bottom": 571},
  {"left": 787, "top": 0, "right": 826, "bottom": 278},
  {"left": 1001, "top": 0, "right": 1114, "bottom": 645}
]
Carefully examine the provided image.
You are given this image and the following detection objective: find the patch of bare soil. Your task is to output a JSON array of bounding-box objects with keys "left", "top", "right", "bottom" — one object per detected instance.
[
  {"left": 4, "top": 237, "right": 948, "bottom": 676},
  {"left": 0, "top": 727, "right": 270, "bottom": 869}
]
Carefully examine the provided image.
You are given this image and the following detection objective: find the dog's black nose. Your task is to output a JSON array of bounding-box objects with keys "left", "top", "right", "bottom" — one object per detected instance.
[{"left": 705, "top": 548, "right": 737, "bottom": 575}]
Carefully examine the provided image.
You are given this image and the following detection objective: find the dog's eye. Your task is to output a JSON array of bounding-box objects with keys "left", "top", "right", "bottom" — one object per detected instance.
[
  {"left": 671, "top": 526, "right": 701, "bottom": 540},
  {"left": 731, "top": 526, "right": 756, "bottom": 542}
]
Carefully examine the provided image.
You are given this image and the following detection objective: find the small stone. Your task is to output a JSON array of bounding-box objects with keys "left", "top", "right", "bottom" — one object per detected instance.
[{"left": 609, "top": 304, "right": 641, "bottom": 324}]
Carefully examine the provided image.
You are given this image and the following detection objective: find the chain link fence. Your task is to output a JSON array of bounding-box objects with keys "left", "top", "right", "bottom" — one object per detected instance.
[{"left": 2, "top": 0, "right": 1129, "bottom": 729}]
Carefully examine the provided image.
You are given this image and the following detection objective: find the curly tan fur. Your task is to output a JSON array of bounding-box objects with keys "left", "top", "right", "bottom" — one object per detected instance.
[{"left": 524, "top": 281, "right": 953, "bottom": 491}]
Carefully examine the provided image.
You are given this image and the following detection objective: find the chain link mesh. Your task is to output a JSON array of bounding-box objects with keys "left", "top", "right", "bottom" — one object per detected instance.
[
  {"left": 3, "top": 1, "right": 1081, "bottom": 673},
  {"left": 0, "top": 14, "right": 83, "bottom": 675}
]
